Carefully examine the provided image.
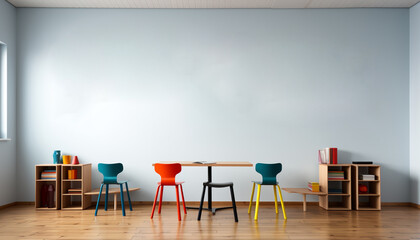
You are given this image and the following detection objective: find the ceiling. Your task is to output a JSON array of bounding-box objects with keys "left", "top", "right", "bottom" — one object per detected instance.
[{"left": 6, "top": 0, "right": 420, "bottom": 8}]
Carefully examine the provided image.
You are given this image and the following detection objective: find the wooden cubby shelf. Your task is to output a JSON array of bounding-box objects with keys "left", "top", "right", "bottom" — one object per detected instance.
[
  {"left": 35, "top": 164, "right": 61, "bottom": 210},
  {"left": 352, "top": 164, "right": 381, "bottom": 210},
  {"left": 319, "top": 164, "right": 352, "bottom": 210},
  {"left": 61, "top": 164, "right": 92, "bottom": 210}
]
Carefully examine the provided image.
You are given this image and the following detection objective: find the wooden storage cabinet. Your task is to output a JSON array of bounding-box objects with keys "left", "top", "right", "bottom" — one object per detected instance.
[
  {"left": 35, "top": 165, "right": 61, "bottom": 210},
  {"left": 351, "top": 164, "right": 381, "bottom": 210},
  {"left": 319, "top": 164, "right": 352, "bottom": 210},
  {"left": 61, "top": 164, "right": 92, "bottom": 210}
]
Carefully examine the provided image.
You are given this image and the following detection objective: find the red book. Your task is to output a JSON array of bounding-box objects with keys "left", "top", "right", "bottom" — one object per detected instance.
[{"left": 331, "top": 148, "right": 338, "bottom": 164}]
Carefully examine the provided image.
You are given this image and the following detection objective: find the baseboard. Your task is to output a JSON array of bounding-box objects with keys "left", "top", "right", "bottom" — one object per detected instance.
[
  {"left": 15, "top": 202, "right": 35, "bottom": 205},
  {"left": 3, "top": 201, "right": 420, "bottom": 209},
  {"left": 0, "top": 202, "right": 16, "bottom": 210},
  {"left": 381, "top": 202, "right": 412, "bottom": 207},
  {"left": 409, "top": 202, "right": 420, "bottom": 208}
]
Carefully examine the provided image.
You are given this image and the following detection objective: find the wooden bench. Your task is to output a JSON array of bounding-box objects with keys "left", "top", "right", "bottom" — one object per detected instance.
[
  {"left": 85, "top": 187, "right": 140, "bottom": 210},
  {"left": 282, "top": 188, "right": 326, "bottom": 211}
]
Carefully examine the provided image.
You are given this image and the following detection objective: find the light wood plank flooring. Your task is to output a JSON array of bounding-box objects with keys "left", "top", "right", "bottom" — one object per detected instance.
[{"left": 0, "top": 204, "right": 419, "bottom": 239}]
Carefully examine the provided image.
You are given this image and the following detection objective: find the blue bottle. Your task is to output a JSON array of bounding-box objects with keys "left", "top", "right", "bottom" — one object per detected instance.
[{"left": 53, "top": 150, "right": 61, "bottom": 164}]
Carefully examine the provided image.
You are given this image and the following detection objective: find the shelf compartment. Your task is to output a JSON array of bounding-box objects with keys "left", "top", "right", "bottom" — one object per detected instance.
[
  {"left": 62, "top": 165, "right": 82, "bottom": 180},
  {"left": 358, "top": 196, "right": 381, "bottom": 210},
  {"left": 62, "top": 195, "right": 82, "bottom": 210},
  {"left": 326, "top": 195, "right": 352, "bottom": 210}
]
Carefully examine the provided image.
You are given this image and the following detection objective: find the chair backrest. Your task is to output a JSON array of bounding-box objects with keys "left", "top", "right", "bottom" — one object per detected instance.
[
  {"left": 98, "top": 163, "right": 124, "bottom": 184},
  {"left": 255, "top": 163, "right": 282, "bottom": 185},
  {"left": 154, "top": 163, "right": 182, "bottom": 185}
]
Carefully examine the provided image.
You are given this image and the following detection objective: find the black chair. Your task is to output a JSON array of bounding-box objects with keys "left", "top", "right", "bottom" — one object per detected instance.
[{"left": 197, "top": 182, "right": 238, "bottom": 222}]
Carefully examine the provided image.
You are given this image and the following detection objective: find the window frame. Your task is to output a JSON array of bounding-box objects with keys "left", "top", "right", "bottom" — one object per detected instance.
[{"left": 0, "top": 41, "right": 9, "bottom": 141}]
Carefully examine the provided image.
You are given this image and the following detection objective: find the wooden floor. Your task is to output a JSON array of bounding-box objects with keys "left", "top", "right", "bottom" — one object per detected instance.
[{"left": 0, "top": 204, "right": 419, "bottom": 239}]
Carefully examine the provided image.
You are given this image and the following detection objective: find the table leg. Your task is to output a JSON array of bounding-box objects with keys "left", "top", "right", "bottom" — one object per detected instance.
[
  {"left": 114, "top": 194, "right": 117, "bottom": 211},
  {"left": 303, "top": 194, "right": 307, "bottom": 212},
  {"left": 208, "top": 166, "right": 212, "bottom": 210}
]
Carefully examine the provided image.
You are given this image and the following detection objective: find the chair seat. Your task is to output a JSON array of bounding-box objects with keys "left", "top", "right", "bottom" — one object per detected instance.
[
  {"left": 252, "top": 180, "right": 279, "bottom": 185},
  {"left": 204, "top": 182, "right": 233, "bottom": 188},
  {"left": 158, "top": 181, "right": 184, "bottom": 186},
  {"left": 102, "top": 180, "right": 128, "bottom": 185}
]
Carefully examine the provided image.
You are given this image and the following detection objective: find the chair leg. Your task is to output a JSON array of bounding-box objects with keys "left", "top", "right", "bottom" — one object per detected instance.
[
  {"left": 175, "top": 185, "right": 181, "bottom": 221},
  {"left": 197, "top": 185, "right": 206, "bottom": 221},
  {"left": 151, "top": 185, "right": 161, "bottom": 219},
  {"left": 277, "top": 185, "right": 287, "bottom": 220},
  {"left": 248, "top": 182, "right": 256, "bottom": 214},
  {"left": 105, "top": 184, "right": 109, "bottom": 211},
  {"left": 230, "top": 185, "right": 238, "bottom": 222},
  {"left": 158, "top": 185, "right": 164, "bottom": 214},
  {"left": 120, "top": 184, "right": 126, "bottom": 216},
  {"left": 125, "top": 182, "right": 133, "bottom": 211},
  {"left": 180, "top": 184, "right": 187, "bottom": 214},
  {"left": 254, "top": 184, "right": 261, "bottom": 221},
  {"left": 95, "top": 184, "right": 104, "bottom": 216},
  {"left": 273, "top": 185, "right": 279, "bottom": 214}
]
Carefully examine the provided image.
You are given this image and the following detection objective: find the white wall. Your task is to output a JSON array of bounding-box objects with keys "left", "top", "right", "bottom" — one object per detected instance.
[
  {"left": 0, "top": 0, "right": 16, "bottom": 206},
  {"left": 410, "top": 3, "right": 420, "bottom": 205},
  {"left": 17, "top": 8, "right": 410, "bottom": 202}
]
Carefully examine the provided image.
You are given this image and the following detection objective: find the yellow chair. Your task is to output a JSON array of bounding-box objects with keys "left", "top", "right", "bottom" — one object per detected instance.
[{"left": 248, "top": 163, "right": 287, "bottom": 220}]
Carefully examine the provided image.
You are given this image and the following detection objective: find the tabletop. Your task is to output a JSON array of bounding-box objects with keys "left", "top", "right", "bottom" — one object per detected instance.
[
  {"left": 282, "top": 188, "right": 326, "bottom": 195},
  {"left": 152, "top": 161, "right": 253, "bottom": 167}
]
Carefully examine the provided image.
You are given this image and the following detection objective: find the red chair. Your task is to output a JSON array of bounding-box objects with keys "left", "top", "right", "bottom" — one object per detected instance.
[{"left": 151, "top": 163, "right": 187, "bottom": 221}]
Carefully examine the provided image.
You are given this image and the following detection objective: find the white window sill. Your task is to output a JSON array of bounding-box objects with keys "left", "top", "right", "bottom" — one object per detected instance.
[{"left": 0, "top": 138, "right": 11, "bottom": 142}]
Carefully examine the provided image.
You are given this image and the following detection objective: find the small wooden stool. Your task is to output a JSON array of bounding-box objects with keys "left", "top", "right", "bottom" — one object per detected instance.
[
  {"left": 86, "top": 187, "right": 140, "bottom": 210},
  {"left": 282, "top": 188, "right": 326, "bottom": 211}
]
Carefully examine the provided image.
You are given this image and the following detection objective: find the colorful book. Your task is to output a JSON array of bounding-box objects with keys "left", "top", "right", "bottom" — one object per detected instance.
[
  {"left": 308, "top": 182, "right": 319, "bottom": 192},
  {"left": 328, "top": 171, "right": 345, "bottom": 180},
  {"left": 41, "top": 170, "right": 57, "bottom": 179}
]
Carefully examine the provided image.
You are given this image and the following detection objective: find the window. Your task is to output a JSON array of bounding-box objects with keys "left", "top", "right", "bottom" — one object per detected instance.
[{"left": 0, "top": 42, "right": 7, "bottom": 139}]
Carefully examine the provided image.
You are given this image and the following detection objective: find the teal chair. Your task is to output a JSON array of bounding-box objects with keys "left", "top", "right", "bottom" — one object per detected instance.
[
  {"left": 95, "top": 163, "right": 133, "bottom": 216},
  {"left": 248, "top": 163, "right": 287, "bottom": 220}
]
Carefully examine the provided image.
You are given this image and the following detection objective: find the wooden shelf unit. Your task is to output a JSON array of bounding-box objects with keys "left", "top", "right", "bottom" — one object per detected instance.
[
  {"left": 351, "top": 164, "right": 381, "bottom": 210},
  {"left": 35, "top": 164, "right": 61, "bottom": 210},
  {"left": 61, "top": 164, "right": 92, "bottom": 210},
  {"left": 319, "top": 164, "right": 352, "bottom": 210}
]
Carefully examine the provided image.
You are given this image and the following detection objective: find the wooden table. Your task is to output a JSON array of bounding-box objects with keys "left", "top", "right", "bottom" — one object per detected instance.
[
  {"left": 85, "top": 188, "right": 140, "bottom": 210},
  {"left": 153, "top": 161, "right": 253, "bottom": 214},
  {"left": 282, "top": 188, "right": 326, "bottom": 211}
]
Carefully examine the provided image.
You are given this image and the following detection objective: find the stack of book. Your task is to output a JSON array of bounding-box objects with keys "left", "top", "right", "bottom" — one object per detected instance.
[
  {"left": 41, "top": 170, "right": 57, "bottom": 180},
  {"left": 318, "top": 148, "right": 338, "bottom": 164},
  {"left": 308, "top": 182, "right": 319, "bottom": 192},
  {"left": 67, "top": 188, "right": 82, "bottom": 194},
  {"left": 328, "top": 171, "right": 345, "bottom": 180},
  {"left": 328, "top": 188, "right": 342, "bottom": 194},
  {"left": 361, "top": 174, "right": 375, "bottom": 180}
]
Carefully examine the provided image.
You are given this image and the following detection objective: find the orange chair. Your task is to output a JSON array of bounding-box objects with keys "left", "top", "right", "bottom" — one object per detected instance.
[{"left": 151, "top": 163, "right": 187, "bottom": 221}]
